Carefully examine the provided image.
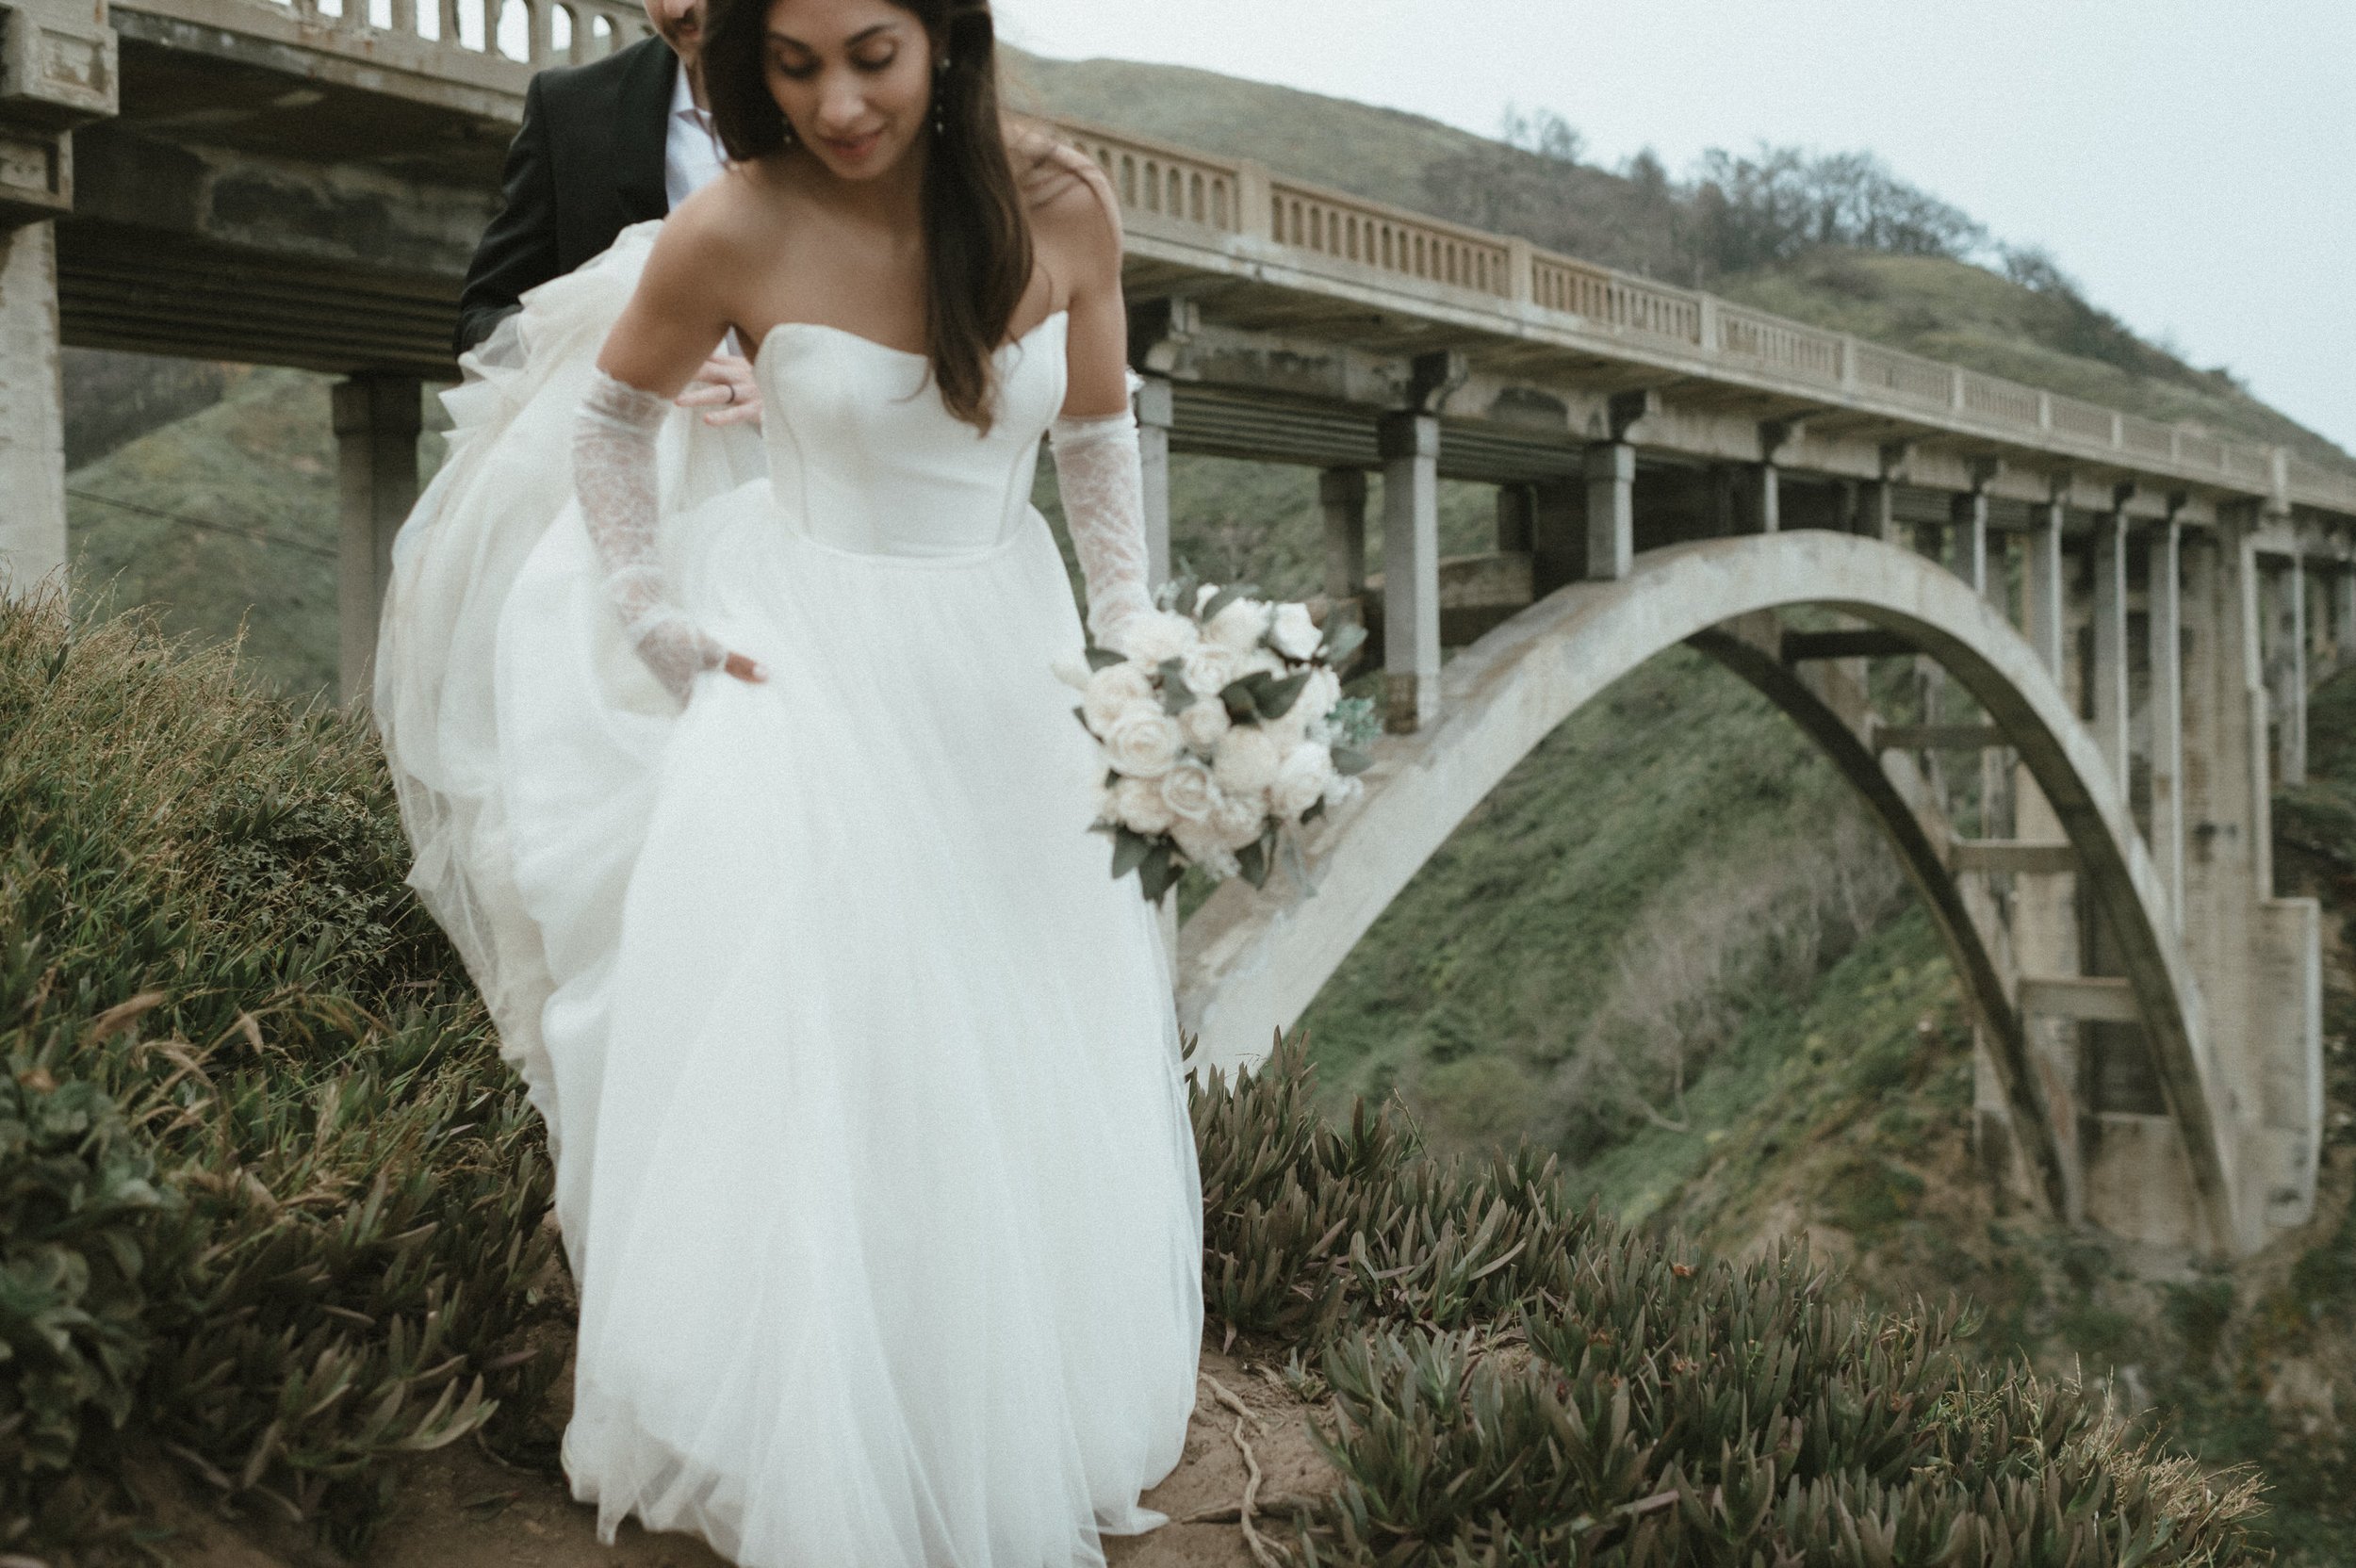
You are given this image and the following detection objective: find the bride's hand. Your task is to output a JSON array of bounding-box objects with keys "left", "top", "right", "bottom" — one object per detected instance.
[
  {"left": 676, "top": 354, "right": 762, "bottom": 428},
  {"left": 630, "top": 611, "right": 769, "bottom": 701}
]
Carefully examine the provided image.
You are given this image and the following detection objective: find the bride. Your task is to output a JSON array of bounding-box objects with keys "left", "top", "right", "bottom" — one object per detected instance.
[{"left": 371, "top": 0, "right": 1206, "bottom": 1560}]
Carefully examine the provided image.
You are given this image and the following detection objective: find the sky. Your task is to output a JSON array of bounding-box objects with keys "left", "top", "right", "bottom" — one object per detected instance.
[{"left": 992, "top": 0, "right": 2356, "bottom": 457}]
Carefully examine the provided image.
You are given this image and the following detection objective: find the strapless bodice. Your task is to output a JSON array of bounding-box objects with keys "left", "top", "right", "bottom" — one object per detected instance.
[{"left": 753, "top": 311, "right": 1069, "bottom": 559}]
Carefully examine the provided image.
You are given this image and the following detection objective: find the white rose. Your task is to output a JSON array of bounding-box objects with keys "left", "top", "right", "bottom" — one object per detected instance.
[
  {"left": 1178, "top": 698, "right": 1232, "bottom": 754},
  {"left": 1116, "top": 610, "right": 1199, "bottom": 665},
  {"left": 1268, "top": 601, "right": 1321, "bottom": 661},
  {"left": 1210, "top": 790, "right": 1268, "bottom": 851},
  {"left": 1272, "top": 742, "right": 1332, "bottom": 820},
  {"left": 1207, "top": 597, "right": 1273, "bottom": 654},
  {"left": 1103, "top": 707, "right": 1183, "bottom": 779},
  {"left": 1113, "top": 776, "right": 1176, "bottom": 835},
  {"left": 1212, "top": 725, "right": 1281, "bottom": 798},
  {"left": 1082, "top": 662, "right": 1153, "bottom": 735},
  {"left": 1237, "top": 648, "right": 1284, "bottom": 679},
  {"left": 1322, "top": 773, "right": 1365, "bottom": 809},
  {"left": 1299, "top": 666, "right": 1343, "bottom": 725},
  {"left": 1171, "top": 817, "right": 1239, "bottom": 879},
  {"left": 1159, "top": 758, "right": 1221, "bottom": 822},
  {"left": 1180, "top": 642, "right": 1237, "bottom": 700}
]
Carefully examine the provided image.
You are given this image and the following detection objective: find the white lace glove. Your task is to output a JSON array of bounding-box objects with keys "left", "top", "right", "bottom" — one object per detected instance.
[
  {"left": 575, "top": 368, "right": 754, "bottom": 700},
  {"left": 1049, "top": 402, "right": 1155, "bottom": 648}
]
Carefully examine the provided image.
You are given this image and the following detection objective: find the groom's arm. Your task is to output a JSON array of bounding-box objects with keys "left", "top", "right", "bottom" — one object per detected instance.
[{"left": 454, "top": 74, "right": 561, "bottom": 356}]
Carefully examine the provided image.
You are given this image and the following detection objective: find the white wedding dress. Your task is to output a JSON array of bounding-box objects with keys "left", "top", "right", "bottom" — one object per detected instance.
[{"left": 375, "top": 224, "right": 1204, "bottom": 1567}]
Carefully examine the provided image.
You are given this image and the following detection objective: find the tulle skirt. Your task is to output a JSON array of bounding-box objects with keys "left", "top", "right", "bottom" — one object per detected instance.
[{"left": 375, "top": 227, "right": 1203, "bottom": 1567}]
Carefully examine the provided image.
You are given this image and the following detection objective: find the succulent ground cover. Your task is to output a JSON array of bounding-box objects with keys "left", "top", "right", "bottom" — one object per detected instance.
[{"left": 2, "top": 593, "right": 2266, "bottom": 1564}]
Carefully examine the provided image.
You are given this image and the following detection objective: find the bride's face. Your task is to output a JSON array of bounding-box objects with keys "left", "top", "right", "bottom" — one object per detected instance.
[{"left": 761, "top": 0, "right": 936, "bottom": 182}]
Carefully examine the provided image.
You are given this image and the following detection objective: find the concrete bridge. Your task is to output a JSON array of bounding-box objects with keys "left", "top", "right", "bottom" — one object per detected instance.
[{"left": 0, "top": 0, "right": 2349, "bottom": 1257}]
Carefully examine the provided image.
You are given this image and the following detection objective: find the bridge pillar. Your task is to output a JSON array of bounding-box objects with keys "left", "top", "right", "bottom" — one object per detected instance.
[
  {"left": 1136, "top": 374, "right": 1174, "bottom": 588},
  {"left": 2150, "top": 514, "right": 2185, "bottom": 928},
  {"left": 1949, "top": 489, "right": 1989, "bottom": 597},
  {"left": 1754, "top": 462, "right": 1779, "bottom": 534},
  {"left": 1320, "top": 466, "right": 1368, "bottom": 664},
  {"left": 333, "top": 374, "right": 421, "bottom": 706},
  {"left": 1378, "top": 410, "right": 1441, "bottom": 732},
  {"left": 0, "top": 221, "right": 65, "bottom": 596},
  {"left": 2266, "top": 552, "right": 2308, "bottom": 787},
  {"left": 2334, "top": 564, "right": 2356, "bottom": 677},
  {"left": 1584, "top": 442, "right": 1634, "bottom": 580},
  {"left": 2028, "top": 495, "right": 2066, "bottom": 676},
  {"left": 2092, "top": 503, "right": 2131, "bottom": 803}
]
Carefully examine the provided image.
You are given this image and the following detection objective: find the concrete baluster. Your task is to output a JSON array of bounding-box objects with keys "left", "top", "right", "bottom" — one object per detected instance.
[
  {"left": 334, "top": 375, "right": 422, "bottom": 706},
  {"left": 1378, "top": 409, "right": 1441, "bottom": 732},
  {"left": 1134, "top": 374, "right": 1173, "bottom": 591},
  {"left": 2149, "top": 514, "right": 2185, "bottom": 927},
  {"left": 0, "top": 223, "right": 65, "bottom": 599},
  {"left": 1584, "top": 442, "right": 1633, "bottom": 580},
  {"left": 2092, "top": 501, "right": 2130, "bottom": 804}
]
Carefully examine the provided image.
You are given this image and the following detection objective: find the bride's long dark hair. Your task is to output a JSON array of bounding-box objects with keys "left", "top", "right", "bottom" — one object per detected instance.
[{"left": 702, "top": 0, "right": 1034, "bottom": 432}]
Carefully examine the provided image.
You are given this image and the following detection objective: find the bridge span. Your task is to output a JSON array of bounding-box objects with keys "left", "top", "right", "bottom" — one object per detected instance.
[{"left": 0, "top": 0, "right": 2348, "bottom": 1255}]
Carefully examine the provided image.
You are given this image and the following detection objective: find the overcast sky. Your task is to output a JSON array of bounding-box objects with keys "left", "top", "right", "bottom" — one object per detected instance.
[{"left": 993, "top": 0, "right": 2355, "bottom": 457}]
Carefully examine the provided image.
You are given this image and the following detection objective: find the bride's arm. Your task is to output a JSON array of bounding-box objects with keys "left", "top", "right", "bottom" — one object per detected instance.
[
  {"left": 575, "top": 188, "right": 765, "bottom": 697},
  {"left": 1036, "top": 146, "right": 1156, "bottom": 646}
]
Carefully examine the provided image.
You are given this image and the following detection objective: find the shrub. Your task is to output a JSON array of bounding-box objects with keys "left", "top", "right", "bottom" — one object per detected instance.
[
  {"left": 0, "top": 591, "right": 561, "bottom": 1555},
  {"left": 1192, "top": 1037, "right": 2265, "bottom": 1565}
]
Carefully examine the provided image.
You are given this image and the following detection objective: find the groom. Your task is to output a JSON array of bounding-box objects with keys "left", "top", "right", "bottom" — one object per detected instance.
[{"left": 453, "top": 0, "right": 756, "bottom": 418}]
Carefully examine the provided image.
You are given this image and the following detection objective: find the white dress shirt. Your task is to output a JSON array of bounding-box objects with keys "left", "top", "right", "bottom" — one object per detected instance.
[{"left": 665, "top": 66, "right": 727, "bottom": 211}]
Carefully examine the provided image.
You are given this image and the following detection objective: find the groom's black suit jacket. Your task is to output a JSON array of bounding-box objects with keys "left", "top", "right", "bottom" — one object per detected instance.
[{"left": 453, "top": 36, "right": 679, "bottom": 356}]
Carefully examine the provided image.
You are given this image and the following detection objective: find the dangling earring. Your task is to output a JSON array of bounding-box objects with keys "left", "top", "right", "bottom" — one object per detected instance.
[{"left": 934, "top": 56, "right": 950, "bottom": 137}]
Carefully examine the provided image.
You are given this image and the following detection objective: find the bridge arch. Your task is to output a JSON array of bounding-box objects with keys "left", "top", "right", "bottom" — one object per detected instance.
[{"left": 1174, "top": 531, "right": 2243, "bottom": 1251}]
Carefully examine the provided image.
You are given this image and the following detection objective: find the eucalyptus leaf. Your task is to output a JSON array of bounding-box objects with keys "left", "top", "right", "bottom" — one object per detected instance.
[
  {"left": 1072, "top": 706, "right": 1097, "bottom": 737},
  {"left": 1085, "top": 645, "right": 1126, "bottom": 672},
  {"left": 1235, "top": 838, "right": 1269, "bottom": 890},
  {"left": 1322, "top": 621, "right": 1367, "bottom": 666},
  {"left": 1199, "top": 581, "right": 1260, "bottom": 625},
  {"left": 1219, "top": 677, "right": 1262, "bottom": 724},
  {"left": 1157, "top": 660, "right": 1197, "bottom": 714},
  {"left": 1332, "top": 745, "right": 1372, "bottom": 776},
  {"left": 1110, "top": 827, "right": 1153, "bottom": 880},
  {"left": 1255, "top": 670, "right": 1312, "bottom": 721},
  {"left": 1301, "top": 798, "right": 1327, "bottom": 825},
  {"left": 1138, "top": 841, "right": 1179, "bottom": 903}
]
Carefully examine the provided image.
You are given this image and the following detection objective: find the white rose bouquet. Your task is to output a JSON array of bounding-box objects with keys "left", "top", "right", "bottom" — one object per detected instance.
[{"left": 1062, "top": 575, "right": 1380, "bottom": 903}]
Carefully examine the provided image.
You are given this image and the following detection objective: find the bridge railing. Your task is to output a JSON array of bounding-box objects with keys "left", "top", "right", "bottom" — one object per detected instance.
[{"left": 94, "top": 1, "right": 2356, "bottom": 517}]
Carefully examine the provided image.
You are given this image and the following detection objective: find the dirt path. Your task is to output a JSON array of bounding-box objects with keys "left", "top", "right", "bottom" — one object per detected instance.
[{"left": 145, "top": 1340, "right": 1333, "bottom": 1568}]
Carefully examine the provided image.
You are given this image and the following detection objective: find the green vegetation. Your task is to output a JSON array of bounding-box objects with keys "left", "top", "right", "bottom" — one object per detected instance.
[{"left": 0, "top": 591, "right": 562, "bottom": 1556}]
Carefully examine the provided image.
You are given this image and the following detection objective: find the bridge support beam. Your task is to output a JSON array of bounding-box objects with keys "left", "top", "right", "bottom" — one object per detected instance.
[
  {"left": 0, "top": 222, "right": 66, "bottom": 596},
  {"left": 1584, "top": 442, "right": 1634, "bottom": 580},
  {"left": 2029, "top": 495, "right": 2065, "bottom": 676},
  {"left": 2150, "top": 514, "right": 2185, "bottom": 927},
  {"left": 1378, "top": 410, "right": 1440, "bottom": 732},
  {"left": 334, "top": 374, "right": 421, "bottom": 707},
  {"left": 1136, "top": 374, "right": 1174, "bottom": 589},
  {"left": 1950, "top": 489, "right": 1989, "bottom": 597},
  {"left": 2267, "top": 552, "right": 2308, "bottom": 786},
  {"left": 2092, "top": 502, "right": 2131, "bottom": 803}
]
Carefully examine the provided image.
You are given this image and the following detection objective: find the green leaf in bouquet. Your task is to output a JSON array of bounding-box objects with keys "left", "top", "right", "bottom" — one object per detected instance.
[
  {"left": 1300, "top": 798, "right": 1326, "bottom": 825},
  {"left": 1328, "top": 694, "right": 1382, "bottom": 749},
  {"left": 1250, "top": 670, "right": 1312, "bottom": 721},
  {"left": 1156, "top": 659, "right": 1197, "bottom": 714},
  {"left": 1219, "top": 677, "right": 1263, "bottom": 724},
  {"left": 1156, "top": 564, "right": 1202, "bottom": 616},
  {"left": 1235, "top": 832, "right": 1274, "bottom": 890},
  {"left": 1073, "top": 705, "right": 1098, "bottom": 737},
  {"left": 1320, "top": 620, "right": 1367, "bottom": 667},
  {"left": 1085, "top": 645, "right": 1126, "bottom": 672},
  {"left": 1137, "top": 841, "right": 1181, "bottom": 903},
  {"left": 1332, "top": 744, "right": 1372, "bottom": 776},
  {"left": 1109, "top": 826, "right": 1154, "bottom": 880},
  {"left": 1198, "top": 582, "right": 1260, "bottom": 626}
]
